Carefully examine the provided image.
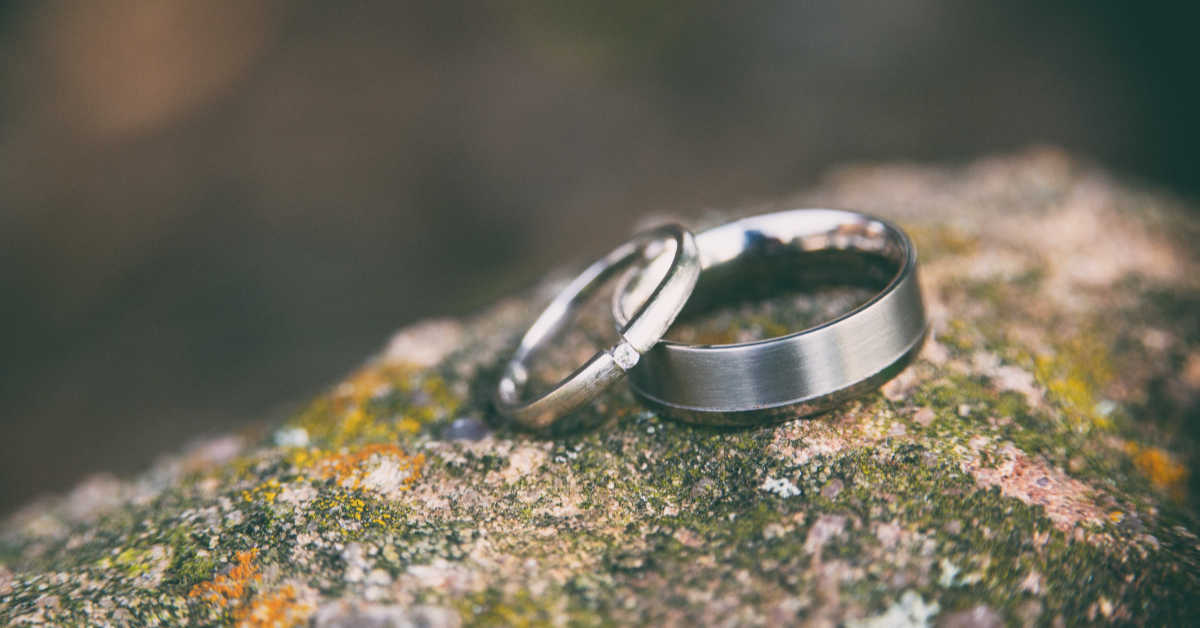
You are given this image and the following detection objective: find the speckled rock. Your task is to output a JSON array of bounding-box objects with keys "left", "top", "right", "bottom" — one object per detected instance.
[{"left": 3, "top": 149, "right": 1198, "bottom": 626}]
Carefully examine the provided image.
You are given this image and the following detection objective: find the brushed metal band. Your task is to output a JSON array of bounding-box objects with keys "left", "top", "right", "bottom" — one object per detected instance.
[
  {"left": 612, "top": 209, "right": 927, "bottom": 426},
  {"left": 495, "top": 224, "right": 700, "bottom": 430}
]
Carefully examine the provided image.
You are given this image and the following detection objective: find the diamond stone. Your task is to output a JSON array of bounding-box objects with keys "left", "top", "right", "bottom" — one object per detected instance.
[{"left": 611, "top": 342, "right": 639, "bottom": 371}]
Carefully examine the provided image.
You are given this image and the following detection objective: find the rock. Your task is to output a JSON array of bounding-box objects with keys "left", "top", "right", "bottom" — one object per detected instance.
[
  {"left": 821, "top": 478, "right": 845, "bottom": 499},
  {"left": 848, "top": 591, "right": 941, "bottom": 628},
  {"left": 938, "top": 604, "right": 1003, "bottom": 628},
  {"left": 312, "top": 601, "right": 460, "bottom": 628},
  {"left": 2, "top": 149, "right": 1198, "bottom": 625}
]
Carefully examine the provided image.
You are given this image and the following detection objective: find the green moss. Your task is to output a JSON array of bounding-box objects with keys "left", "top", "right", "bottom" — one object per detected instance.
[
  {"left": 163, "top": 528, "right": 215, "bottom": 593},
  {"left": 113, "top": 546, "right": 156, "bottom": 578},
  {"left": 456, "top": 586, "right": 609, "bottom": 628},
  {"left": 935, "top": 319, "right": 978, "bottom": 356},
  {"left": 907, "top": 224, "right": 980, "bottom": 262},
  {"left": 167, "top": 552, "right": 216, "bottom": 593}
]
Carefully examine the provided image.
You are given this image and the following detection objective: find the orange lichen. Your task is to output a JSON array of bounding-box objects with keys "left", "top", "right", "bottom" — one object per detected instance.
[
  {"left": 312, "top": 443, "right": 425, "bottom": 490},
  {"left": 237, "top": 444, "right": 424, "bottom": 507},
  {"left": 232, "top": 585, "right": 313, "bottom": 628},
  {"left": 1125, "top": 443, "right": 1188, "bottom": 499},
  {"left": 189, "top": 551, "right": 314, "bottom": 626},
  {"left": 189, "top": 549, "right": 260, "bottom": 608}
]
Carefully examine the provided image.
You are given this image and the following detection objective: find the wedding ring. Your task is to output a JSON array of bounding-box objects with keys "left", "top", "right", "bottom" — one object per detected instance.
[
  {"left": 495, "top": 224, "right": 700, "bottom": 430},
  {"left": 612, "top": 209, "right": 926, "bottom": 425}
]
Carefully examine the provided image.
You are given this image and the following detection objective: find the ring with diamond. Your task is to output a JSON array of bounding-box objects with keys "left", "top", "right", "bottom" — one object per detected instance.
[
  {"left": 494, "top": 224, "right": 700, "bottom": 430},
  {"left": 612, "top": 208, "right": 927, "bottom": 426}
]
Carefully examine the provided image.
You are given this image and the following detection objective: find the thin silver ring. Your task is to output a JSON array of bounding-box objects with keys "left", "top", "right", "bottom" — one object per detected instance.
[
  {"left": 496, "top": 224, "right": 700, "bottom": 430},
  {"left": 613, "top": 209, "right": 927, "bottom": 426}
]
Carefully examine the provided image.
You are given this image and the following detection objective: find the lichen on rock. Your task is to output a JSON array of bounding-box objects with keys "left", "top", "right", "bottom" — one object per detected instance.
[{"left": 2, "top": 149, "right": 1199, "bottom": 626}]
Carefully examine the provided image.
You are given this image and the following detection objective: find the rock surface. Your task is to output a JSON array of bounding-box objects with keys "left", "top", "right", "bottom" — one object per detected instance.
[{"left": 2, "top": 149, "right": 1199, "bottom": 626}]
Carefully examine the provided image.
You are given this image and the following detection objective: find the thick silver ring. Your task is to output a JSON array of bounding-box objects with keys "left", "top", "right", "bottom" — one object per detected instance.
[
  {"left": 613, "top": 209, "right": 927, "bottom": 426},
  {"left": 496, "top": 224, "right": 700, "bottom": 430}
]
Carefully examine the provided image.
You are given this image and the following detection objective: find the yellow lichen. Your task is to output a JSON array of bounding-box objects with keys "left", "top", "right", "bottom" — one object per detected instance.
[
  {"left": 339, "top": 364, "right": 415, "bottom": 403},
  {"left": 415, "top": 374, "right": 460, "bottom": 418},
  {"left": 287, "top": 447, "right": 319, "bottom": 469},
  {"left": 1125, "top": 443, "right": 1188, "bottom": 500},
  {"left": 242, "top": 478, "right": 282, "bottom": 504},
  {"left": 189, "top": 549, "right": 260, "bottom": 608},
  {"left": 232, "top": 585, "right": 313, "bottom": 628},
  {"left": 292, "top": 363, "right": 459, "bottom": 448},
  {"left": 1034, "top": 334, "right": 1113, "bottom": 429},
  {"left": 314, "top": 404, "right": 401, "bottom": 450}
]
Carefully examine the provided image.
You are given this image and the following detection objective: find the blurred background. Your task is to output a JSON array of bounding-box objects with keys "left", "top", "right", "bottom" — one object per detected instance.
[{"left": 1, "top": 1, "right": 1197, "bottom": 514}]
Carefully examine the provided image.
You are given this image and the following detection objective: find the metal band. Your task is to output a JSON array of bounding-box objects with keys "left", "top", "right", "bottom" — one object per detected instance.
[
  {"left": 612, "top": 209, "right": 927, "bottom": 426},
  {"left": 495, "top": 224, "right": 700, "bottom": 430}
]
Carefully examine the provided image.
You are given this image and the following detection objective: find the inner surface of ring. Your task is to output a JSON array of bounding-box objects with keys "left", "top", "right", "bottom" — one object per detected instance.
[
  {"left": 616, "top": 216, "right": 905, "bottom": 345},
  {"left": 512, "top": 236, "right": 677, "bottom": 401}
]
